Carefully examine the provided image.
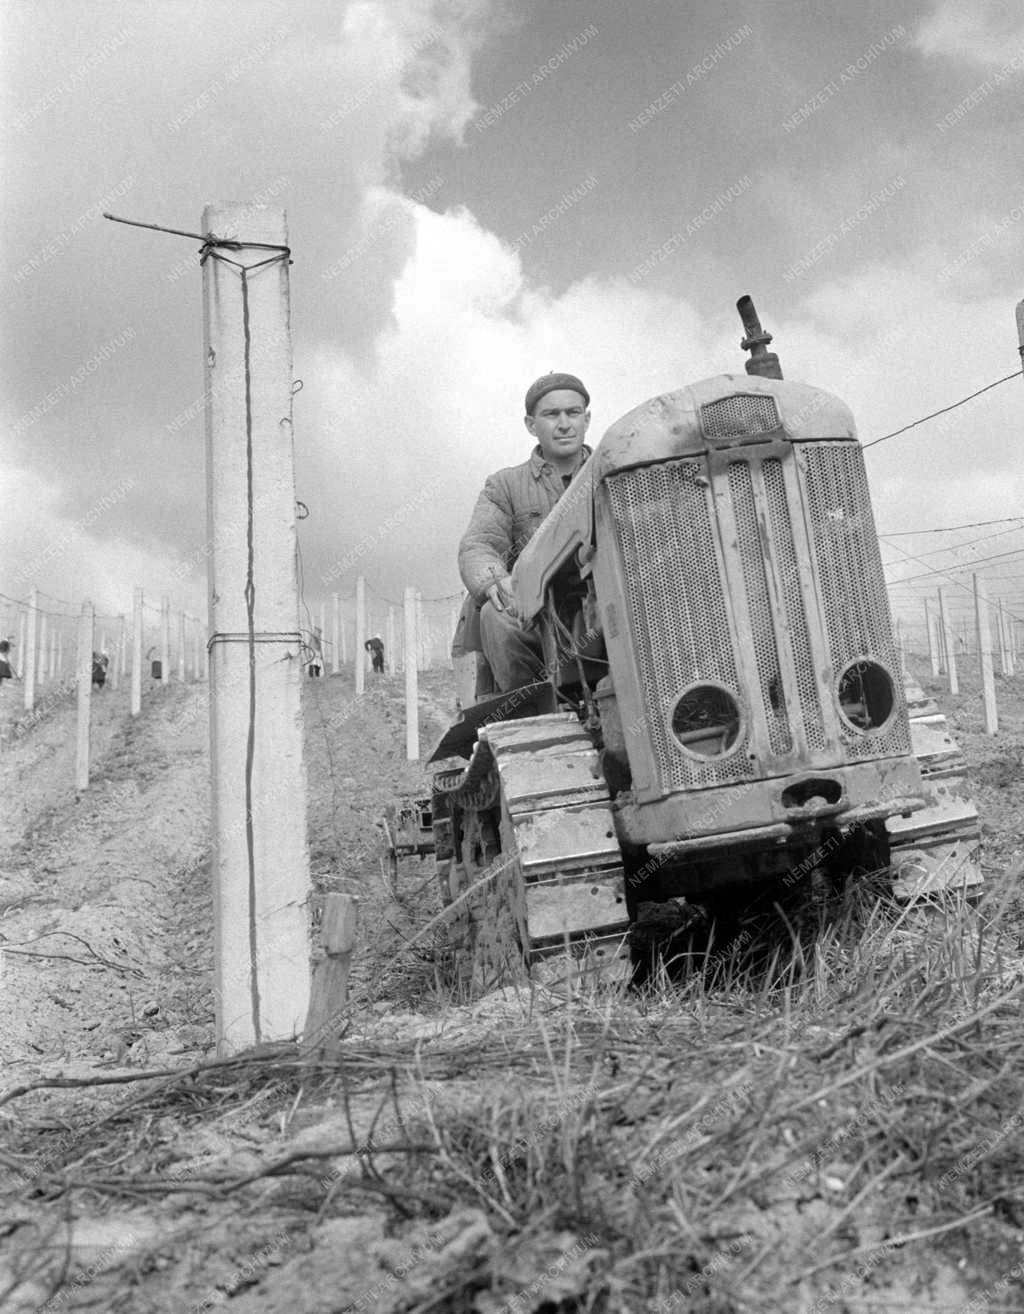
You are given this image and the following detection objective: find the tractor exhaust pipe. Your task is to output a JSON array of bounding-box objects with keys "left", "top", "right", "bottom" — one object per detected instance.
[{"left": 737, "top": 295, "right": 783, "bottom": 380}]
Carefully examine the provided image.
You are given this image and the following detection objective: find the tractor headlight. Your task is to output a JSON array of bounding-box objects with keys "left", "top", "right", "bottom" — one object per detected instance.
[
  {"left": 670, "top": 682, "right": 743, "bottom": 758},
  {"left": 836, "top": 659, "right": 895, "bottom": 732}
]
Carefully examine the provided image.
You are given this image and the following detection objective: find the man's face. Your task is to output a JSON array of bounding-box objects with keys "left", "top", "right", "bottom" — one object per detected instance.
[{"left": 524, "top": 389, "right": 590, "bottom": 464}]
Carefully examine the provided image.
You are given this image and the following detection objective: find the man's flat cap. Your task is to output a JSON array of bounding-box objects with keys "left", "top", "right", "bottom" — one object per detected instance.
[{"left": 524, "top": 372, "right": 590, "bottom": 415}]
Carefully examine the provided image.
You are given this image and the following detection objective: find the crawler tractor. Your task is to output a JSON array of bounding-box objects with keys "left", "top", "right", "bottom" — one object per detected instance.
[{"left": 395, "top": 298, "right": 981, "bottom": 989}]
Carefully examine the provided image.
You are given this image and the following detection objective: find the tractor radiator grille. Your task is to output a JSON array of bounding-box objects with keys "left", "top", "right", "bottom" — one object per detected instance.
[
  {"left": 728, "top": 461, "right": 793, "bottom": 756},
  {"left": 608, "top": 445, "right": 906, "bottom": 793},
  {"left": 762, "top": 458, "right": 829, "bottom": 752},
  {"left": 606, "top": 461, "right": 755, "bottom": 790},
  {"left": 801, "top": 443, "right": 910, "bottom": 760},
  {"left": 701, "top": 393, "right": 779, "bottom": 439}
]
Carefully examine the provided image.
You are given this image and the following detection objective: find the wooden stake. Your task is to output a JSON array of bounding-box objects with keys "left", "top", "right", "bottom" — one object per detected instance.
[
  {"left": 974, "top": 575, "right": 998, "bottom": 734},
  {"left": 76, "top": 601, "right": 94, "bottom": 790},
  {"left": 300, "top": 892, "right": 358, "bottom": 1060},
  {"left": 938, "top": 587, "right": 958, "bottom": 694},
  {"left": 131, "top": 587, "right": 143, "bottom": 716},
  {"left": 355, "top": 575, "right": 366, "bottom": 695},
  {"left": 405, "top": 585, "right": 419, "bottom": 760},
  {"left": 331, "top": 592, "right": 340, "bottom": 676},
  {"left": 23, "top": 587, "right": 37, "bottom": 710},
  {"left": 203, "top": 202, "right": 312, "bottom": 1054}
]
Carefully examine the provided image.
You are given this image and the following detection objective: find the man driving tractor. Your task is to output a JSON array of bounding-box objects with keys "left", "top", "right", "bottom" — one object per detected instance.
[{"left": 456, "top": 371, "right": 591, "bottom": 693}]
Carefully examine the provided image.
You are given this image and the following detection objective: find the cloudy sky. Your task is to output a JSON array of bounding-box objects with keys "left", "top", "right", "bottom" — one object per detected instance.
[{"left": 3, "top": 0, "right": 1024, "bottom": 637}]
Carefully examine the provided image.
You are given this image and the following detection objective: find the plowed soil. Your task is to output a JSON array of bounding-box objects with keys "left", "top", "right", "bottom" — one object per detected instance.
[{"left": 1, "top": 654, "right": 1022, "bottom": 1312}]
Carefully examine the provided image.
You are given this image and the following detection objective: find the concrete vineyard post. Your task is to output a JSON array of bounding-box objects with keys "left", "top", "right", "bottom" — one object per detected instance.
[
  {"left": 160, "top": 595, "right": 170, "bottom": 686},
  {"left": 386, "top": 606, "right": 396, "bottom": 675},
  {"left": 404, "top": 586, "right": 419, "bottom": 761},
  {"left": 925, "top": 592, "right": 935, "bottom": 669},
  {"left": 974, "top": 575, "right": 998, "bottom": 735},
  {"left": 355, "top": 575, "right": 366, "bottom": 696},
  {"left": 332, "top": 592, "right": 340, "bottom": 676},
  {"left": 114, "top": 614, "right": 126, "bottom": 690},
  {"left": 202, "top": 202, "right": 312, "bottom": 1055},
  {"left": 76, "top": 601, "right": 94, "bottom": 790},
  {"left": 416, "top": 590, "right": 426, "bottom": 671},
  {"left": 17, "top": 609, "right": 26, "bottom": 687},
  {"left": 938, "top": 587, "right": 958, "bottom": 695},
  {"left": 999, "top": 600, "right": 1014, "bottom": 677},
  {"left": 932, "top": 610, "right": 944, "bottom": 675},
  {"left": 131, "top": 587, "right": 143, "bottom": 717},
  {"left": 23, "top": 587, "right": 38, "bottom": 711},
  {"left": 177, "top": 612, "right": 186, "bottom": 682},
  {"left": 38, "top": 614, "right": 47, "bottom": 688}
]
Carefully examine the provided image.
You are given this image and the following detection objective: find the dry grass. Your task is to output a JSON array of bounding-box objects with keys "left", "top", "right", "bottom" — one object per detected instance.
[
  {"left": 9, "top": 876, "right": 1020, "bottom": 1311},
  {"left": 6, "top": 662, "right": 1024, "bottom": 1310},
  {"left": 386, "top": 876, "right": 1024, "bottom": 1310}
]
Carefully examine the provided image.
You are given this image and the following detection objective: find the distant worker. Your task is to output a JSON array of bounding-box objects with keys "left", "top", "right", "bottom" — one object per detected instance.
[
  {"left": 457, "top": 372, "right": 591, "bottom": 693},
  {"left": 307, "top": 626, "right": 324, "bottom": 677},
  {"left": 365, "top": 636, "right": 385, "bottom": 674},
  {"left": 0, "top": 639, "right": 15, "bottom": 685},
  {"left": 91, "top": 651, "right": 109, "bottom": 689}
]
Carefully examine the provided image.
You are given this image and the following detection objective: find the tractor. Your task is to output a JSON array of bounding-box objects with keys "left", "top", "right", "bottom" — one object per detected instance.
[{"left": 389, "top": 297, "right": 981, "bottom": 990}]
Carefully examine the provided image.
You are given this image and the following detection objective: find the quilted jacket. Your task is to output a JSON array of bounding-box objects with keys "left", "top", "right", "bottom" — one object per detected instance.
[{"left": 458, "top": 445, "right": 592, "bottom": 603}]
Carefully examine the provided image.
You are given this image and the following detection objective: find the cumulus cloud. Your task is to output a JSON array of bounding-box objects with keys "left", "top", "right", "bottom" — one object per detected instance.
[
  {"left": 7, "top": 0, "right": 1023, "bottom": 631},
  {"left": 339, "top": 0, "right": 501, "bottom": 157},
  {"left": 297, "top": 194, "right": 1024, "bottom": 609},
  {"left": 0, "top": 465, "right": 208, "bottom": 622},
  {"left": 915, "top": 0, "right": 1024, "bottom": 65},
  {"left": 1, "top": 0, "right": 505, "bottom": 610},
  {"left": 297, "top": 197, "right": 734, "bottom": 602}
]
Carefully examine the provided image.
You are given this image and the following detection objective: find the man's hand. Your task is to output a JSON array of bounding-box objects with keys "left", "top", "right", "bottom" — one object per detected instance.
[{"left": 486, "top": 575, "right": 519, "bottom": 620}]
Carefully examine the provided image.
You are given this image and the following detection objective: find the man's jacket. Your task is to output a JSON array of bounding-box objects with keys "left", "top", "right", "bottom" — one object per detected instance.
[{"left": 458, "top": 445, "right": 592, "bottom": 602}]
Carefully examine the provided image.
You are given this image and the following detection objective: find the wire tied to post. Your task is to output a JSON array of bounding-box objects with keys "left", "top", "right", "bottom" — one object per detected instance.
[
  {"left": 201, "top": 242, "right": 292, "bottom": 1045},
  {"left": 106, "top": 210, "right": 297, "bottom": 1044}
]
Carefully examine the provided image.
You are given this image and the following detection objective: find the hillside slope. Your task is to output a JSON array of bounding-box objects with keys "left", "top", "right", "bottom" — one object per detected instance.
[{"left": 1, "top": 662, "right": 1024, "bottom": 1312}]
